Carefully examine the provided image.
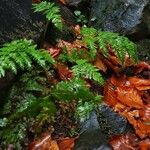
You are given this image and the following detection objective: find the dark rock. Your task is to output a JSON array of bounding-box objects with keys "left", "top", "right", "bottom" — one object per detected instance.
[
  {"left": 74, "top": 111, "right": 109, "bottom": 150},
  {"left": 74, "top": 104, "right": 129, "bottom": 150},
  {"left": 90, "top": 0, "right": 150, "bottom": 39},
  {"left": 136, "top": 39, "right": 150, "bottom": 62},
  {"left": 65, "top": 0, "right": 89, "bottom": 7},
  {"left": 96, "top": 104, "right": 130, "bottom": 138},
  {"left": 0, "top": 0, "right": 46, "bottom": 45}
]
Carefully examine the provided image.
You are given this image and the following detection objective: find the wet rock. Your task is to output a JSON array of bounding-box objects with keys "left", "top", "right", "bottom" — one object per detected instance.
[
  {"left": 0, "top": 0, "right": 46, "bottom": 44},
  {"left": 90, "top": 0, "right": 150, "bottom": 39},
  {"left": 74, "top": 111, "right": 109, "bottom": 150},
  {"left": 136, "top": 39, "right": 150, "bottom": 62},
  {"left": 97, "top": 104, "right": 130, "bottom": 138},
  {"left": 65, "top": 0, "right": 89, "bottom": 7},
  {"left": 74, "top": 104, "right": 129, "bottom": 150}
]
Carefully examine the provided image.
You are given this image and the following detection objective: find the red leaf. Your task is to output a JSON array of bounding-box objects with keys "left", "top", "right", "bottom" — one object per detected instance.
[
  {"left": 55, "top": 63, "right": 73, "bottom": 80},
  {"left": 28, "top": 134, "right": 59, "bottom": 150},
  {"left": 116, "top": 86, "right": 143, "bottom": 109},
  {"left": 128, "top": 77, "right": 150, "bottom": 91},
  {"left": 109, "top": 134, "right": 138, "bottom": 150},
  {"left": 104, "top": 81, "right": 118, "bottom": 106},
  {"left": 94, "top": 56, "right": 107, "bottom": 72},
  {"left": 139, "top": 104, "right": 150, "bottom": 122},
  {"left": 57, "top": 137, "right": 76, "bottom": 150}
]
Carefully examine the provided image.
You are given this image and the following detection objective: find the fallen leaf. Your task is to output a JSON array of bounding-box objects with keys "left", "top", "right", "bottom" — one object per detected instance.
[
  {"left": 139, "top": 139, "right": 150, "bottom": 150},
  {"left": 116, "top": 86, "right": 143, "bottom": 109},
  {"left": 110, "top": 75, "right": 127, "bottom": 87},
  {"left": 55, "top": 63, "right": 73, "bottom": 80},
  {"left": 94, "top": 56, "right": 107, "bottom": 72},
  {"left": 58, "top": 137, "right": 76, "bottom": 150},
  {"left": 58, "top": 0, "right": 66, "bottom": 5},
  {"left": 139, "top": 104, "right": 150, "bottom": 122},
  {"left": 128, "top": 77, "right": 150, "bottom": 91},
  {"left": 134, "top": 61, "right": 150, "bottom": 74},
  {"left": 109, "top": 134, "right": 138, "bottom": 150},
  {"left": 28, "top": 134, "right": 59, "bottom": 150},
  {"left": 104, "top": 81, "right": 118, "bottom": 106}
]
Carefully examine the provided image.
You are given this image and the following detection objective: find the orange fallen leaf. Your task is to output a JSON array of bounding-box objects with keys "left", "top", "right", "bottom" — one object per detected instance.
[
  {"left": 139, "top": 104, "right": 150, "bottom": 123},
  {"left": 94, "top": 56, "right": 107, "bottom": 72},
  {"left": 58, "top": 0, "right": 66, "bottom": 5},
  {"left": 128, "top": 77, "right": 150, "bottom": 91},
  {"left": 28, "top": 134, "right": 59, "bottom": 150},
  {"left": 58, "top": 137, "right": 76, "bottom": 150},
  {"left": 110, "top": 75, "right": 127, "bottom": 87},
  {"left": 55, "top": 63, "right": 73, "bottom": 80},
  {"left": 139, "top": 139, "right": 150, "bottom": 150},
  {"left": 134, "top": 61, "right": 150, "bottom": 74},
  {"left": 104, "top": 81, "right": 118, "bottom": 106},
  {"left": 116, "top": 86, "right": 143, "bottom": 109},
  {"left": 109, "top": 134, "right": 138, "bottom": 150}
]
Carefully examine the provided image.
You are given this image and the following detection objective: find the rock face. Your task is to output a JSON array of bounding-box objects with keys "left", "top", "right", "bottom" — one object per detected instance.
[
  {"left": 74, "top": 104, "right": 129, "bottom": 150},
  {"left": 90, "top": 0, "right": 150, "bottom": 38},
  {"left": 0, "top": 0, "right": 46, "bottom": 44}
]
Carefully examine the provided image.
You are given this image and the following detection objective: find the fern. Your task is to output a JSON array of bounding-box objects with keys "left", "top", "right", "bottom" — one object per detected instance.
[
  {"left": 80, "top": 27, "right": 138, "bottom": 64},
  {"left": 97, "top": 31, "right": 138, "bottom": 63},
  {"left": 33, "top": 1, "right": 63, "bottom": 30},
  {"left": 0, "top": 69, "right": 56, "bottom": 148},
  {"left": 81, "top": 27, "right": 98, "bottom": 59},
  {"left": 0, "top": 39, "right": 55, "bottom": 78},
  {"left": 52, "top": 77, "right": 101, "bottom": 103},
  {"left": 72, "top": 60, "right": 104, "bottom": 85},
  {"left": 59, "top": 48, "right": 93, "bottom": 63}
]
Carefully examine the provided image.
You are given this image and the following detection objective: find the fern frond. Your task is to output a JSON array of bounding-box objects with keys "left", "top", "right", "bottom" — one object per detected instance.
[
  {"left": 97, "top": 31, "right": 138, "bottom": 63},
  {"left": 33, "top": 1, "right": 63, "bottom": 30},
  {"left": 80, "top": 27, "right": 138, "bottom": 64},
  {"left": 0, "top": 39, "right": 55, "bottom": 78},
  {"left": 81, "top": 27, "right": 98, "bottom": 59},
  {"left": 72, "top": 60, "right": 104, "bottom": 85}
]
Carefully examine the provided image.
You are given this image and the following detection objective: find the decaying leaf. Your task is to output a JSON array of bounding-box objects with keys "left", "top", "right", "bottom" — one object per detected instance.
[
  {"left": 134, "top": 61, "right": 150, "bottom": 74},
  {"left": 28, "top": 134, "right": 59, "bottom": 150},
  {"left": 116, "top": 86, "right": 143, "bottom": 109},
  {"left": 58, "top": 137, "right": 76, "bottom": 150},
  {"left": 109, "top": 134, "right": 138, "bottom": 150},
  {"left": 94, "top": 55, "right": 107, "bottom": 72},
  {"left": 104, "top": 74, "right": 150, "bottom": 139},
  {"left": 55, "top": 63, "right": 73, "bottom": 80},
  {"left": 28, "top": 134, "right": 76, "bottom": 150}
]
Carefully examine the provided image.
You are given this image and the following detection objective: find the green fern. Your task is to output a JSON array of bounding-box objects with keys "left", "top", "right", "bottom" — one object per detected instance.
[
  {"left": 81, "top": 27, "right": 98, "bottom": 59},
  {"left": 0, "top": 39, "right": 55, "bottom": 78},
  {"left": 80, "top": 27, "right": 138, "bottom": 64},
  {"left": 97, "top": 31, "right": 138, "bottom": 63},
  {"left": 72, "top": 60, "right": 104, "bottom": 85},
  {"left": 0, "top": 69, "right": 56, "bottom": 148},
  {"left": 33, "top": 1, "right": 63, "bottom": 30},
  {"left": 52, "top": 77, "right": 101, "bottom": 103}
]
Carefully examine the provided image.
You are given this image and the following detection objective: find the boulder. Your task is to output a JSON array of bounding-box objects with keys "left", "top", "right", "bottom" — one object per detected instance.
[
  {"left": 0, "top": 0, "right": 46, "bottom": 45},
  {"left": 74, "top": 104, "right": 130, "bottom": 150},
  {"left": 90, "top": 0, "right": 150, "bottom": 39}
]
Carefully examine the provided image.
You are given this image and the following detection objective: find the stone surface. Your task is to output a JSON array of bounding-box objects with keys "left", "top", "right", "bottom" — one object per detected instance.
[
  {"left": 97, "top": 104, "right": 130, "bottom": 137},
  {"left": 0, "top": 0, "right": 46, "bottom": 44},
  {"left": 74, "top": 111, "right": 111, "bottom": 150},
  {"left": 74, "top": 104, "right": 129, "bottom": 150},
  {"left": 90, "top": 0, "right": 150, "bottom": 38}
]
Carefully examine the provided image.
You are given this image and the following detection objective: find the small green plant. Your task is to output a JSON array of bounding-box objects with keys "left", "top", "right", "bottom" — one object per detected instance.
[
  {"left": 0, "top": 69, "right": 56, "bottom": 148},
  {"left": 0, "top": 39, "right": 55, "bottom": 77},
  {"left": 74, "top": 10, "right": 88, "bottom": 25},
  {"left": 51, "top": 77, "right": 101, "bottom": 102},
  {"left": 80, "top": 27, "right": 138, "bottom": 64},
  {"left": 72, "top": 60, "right": 104, "bottom": 85},
  {"left": 33, "top": 1, "right": 63, "bottom": 30}
]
